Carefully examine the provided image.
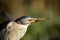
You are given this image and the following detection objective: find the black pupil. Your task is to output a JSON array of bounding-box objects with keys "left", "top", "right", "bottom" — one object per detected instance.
[{"left": 29, "top": 19, "right": 32, "bottom": 21}]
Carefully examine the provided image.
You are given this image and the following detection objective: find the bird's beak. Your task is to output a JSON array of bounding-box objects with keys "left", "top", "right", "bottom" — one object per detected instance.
[{"left": 31, "top": 18, "right": 48, "bottom": 22}]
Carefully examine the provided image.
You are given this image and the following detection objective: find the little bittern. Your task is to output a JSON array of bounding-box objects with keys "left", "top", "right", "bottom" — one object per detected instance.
[{"left": 0, "top": 16, "right": 48, "bottom": 40}]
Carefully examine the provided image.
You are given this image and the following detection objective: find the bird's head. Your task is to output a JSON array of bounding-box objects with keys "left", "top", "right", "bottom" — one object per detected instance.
[{"left": 15, "top": 16, "right": 48, "bottom": 25}]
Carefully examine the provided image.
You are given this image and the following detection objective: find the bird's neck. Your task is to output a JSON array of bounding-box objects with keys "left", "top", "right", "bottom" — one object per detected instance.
[{"left": 18, "top": 23, "right": 30, "bottom": 28}]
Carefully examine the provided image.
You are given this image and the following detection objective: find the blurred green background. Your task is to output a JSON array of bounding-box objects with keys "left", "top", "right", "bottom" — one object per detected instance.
[{"left": 0, "top": 0, "right": 60, "bottom": 40}]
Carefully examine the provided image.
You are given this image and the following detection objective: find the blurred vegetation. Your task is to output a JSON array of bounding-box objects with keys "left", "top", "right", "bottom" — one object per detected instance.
[{"left": 0, "top": 0, "right": 60, "bottom": 40}]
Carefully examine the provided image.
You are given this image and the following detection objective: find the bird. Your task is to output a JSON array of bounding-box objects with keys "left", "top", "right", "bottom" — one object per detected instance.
[{"left": 0, "top": 15, "right": 48, "bottom": 40}]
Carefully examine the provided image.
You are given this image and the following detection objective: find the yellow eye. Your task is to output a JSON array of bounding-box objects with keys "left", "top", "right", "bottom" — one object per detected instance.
[{"left": 29, "top": 19, "right": 32, "bottom": 21}]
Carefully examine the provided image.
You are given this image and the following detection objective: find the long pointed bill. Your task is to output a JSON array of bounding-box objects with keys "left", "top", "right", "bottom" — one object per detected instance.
[{"left": 31, "top": 18, "right": 48, "bottom": 22}]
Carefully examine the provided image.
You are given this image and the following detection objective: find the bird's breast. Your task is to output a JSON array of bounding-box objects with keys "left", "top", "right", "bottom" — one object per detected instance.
[{"left": 6, "top": 22, "right": 28, "bottom": 40}]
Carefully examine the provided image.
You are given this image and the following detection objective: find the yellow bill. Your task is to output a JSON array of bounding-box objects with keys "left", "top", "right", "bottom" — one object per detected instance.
[{"left": 30, "top": 18, "right": 49, "bottom": 22}]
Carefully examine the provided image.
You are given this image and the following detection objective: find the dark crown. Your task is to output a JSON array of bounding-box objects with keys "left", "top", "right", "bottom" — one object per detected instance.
[{"left": 15, "top": 16, "right": 31, "bottom": 22}]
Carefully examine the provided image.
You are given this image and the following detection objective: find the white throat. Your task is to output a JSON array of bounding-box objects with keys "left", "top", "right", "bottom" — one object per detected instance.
[{"left": 19, "top": 23, "right": 30, "bottom": 28}]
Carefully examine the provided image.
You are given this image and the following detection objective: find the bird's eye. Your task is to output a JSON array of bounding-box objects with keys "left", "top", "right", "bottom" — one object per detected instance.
[{"left": 28, "top": 19, "right": 32, "bottom": 21}]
